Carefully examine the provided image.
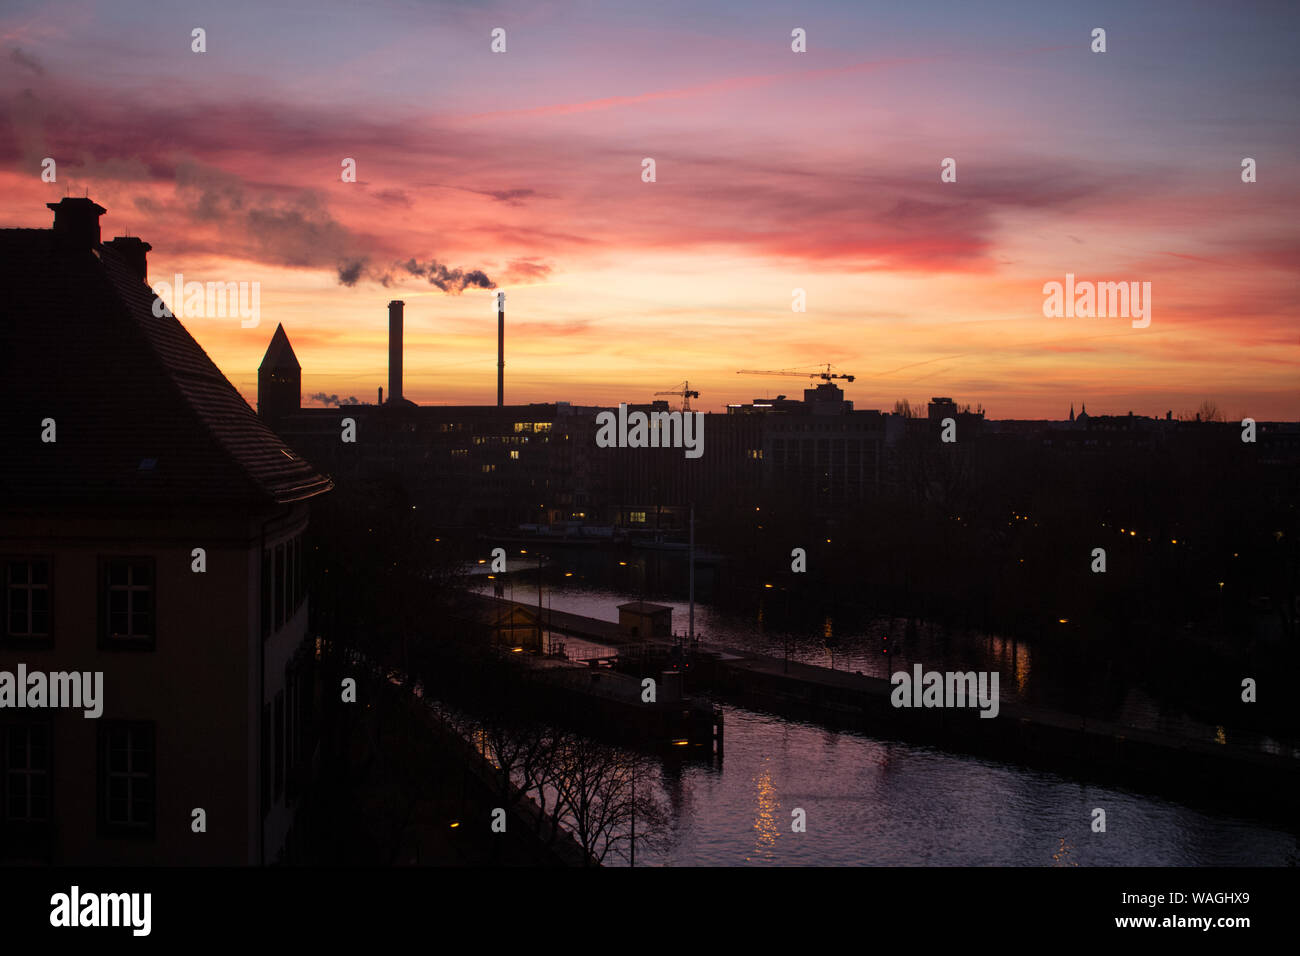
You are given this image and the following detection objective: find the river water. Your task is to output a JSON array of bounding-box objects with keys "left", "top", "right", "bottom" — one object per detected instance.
[
  {"left": 472, "top": 557, "right": 1298, "bottom": 866},
  {"left": 635, "top": 707, "right": 1296, "bottom": 866}
]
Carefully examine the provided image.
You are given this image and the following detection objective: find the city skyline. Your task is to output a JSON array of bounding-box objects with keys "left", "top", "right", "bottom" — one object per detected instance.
[
  {"left": 2, "top": 0, "right": 1297, "bottom": 418},
  {"left": 1, "top": 0, "right": 1297, "bottom": 906}
]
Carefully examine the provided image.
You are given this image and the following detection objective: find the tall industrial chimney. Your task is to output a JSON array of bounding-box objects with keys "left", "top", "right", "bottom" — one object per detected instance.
[
  {"left": 496, "top": 291, "right": 505, "bottom": 407},
  {"left": 388, "top": 300, "right": 403, "bottom": 403}
]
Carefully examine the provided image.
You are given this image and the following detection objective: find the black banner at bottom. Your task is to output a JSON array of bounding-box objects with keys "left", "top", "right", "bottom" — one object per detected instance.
[{"left": 0, "top": 865, "right": 1289, "bottom": 942}]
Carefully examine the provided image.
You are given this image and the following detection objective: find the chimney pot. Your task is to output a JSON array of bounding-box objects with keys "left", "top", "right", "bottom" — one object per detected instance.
[
  {"left": 106, "top": 236, "right": 152, "bottom": 281},
  {"left": 46, "top": 197, "right": 107, "bottom": 251}
]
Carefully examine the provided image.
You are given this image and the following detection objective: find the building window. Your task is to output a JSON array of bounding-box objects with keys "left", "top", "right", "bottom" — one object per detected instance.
[
  {"left": 101, "top": 558, "right": 154, "bottom": 648},
  {"left": 631, "top": 511, "right": 647, "bottom": 524},
  {"left": 509, "top": 450, "right": 520, "bottom": 460},
  {"left": 273, "top": 692, "right": 285, "bottom": 800},
  {"left": 274, "top": 544, "right": 285, "bottom": 629},
  {"left": 284, "top": 670, "right": 297, "bottom": 797},
  {"left": 5, "top": 559, "right": 51, "bottom": 640},
  {"left": 261, "top": 548, "right": 272, "bottom": 639},
  {"left": 261, "top": 703, "right": 271, "bottom": 817},
  {"left": 4, "top": 725, "right": 49, "bottom": 823},
  {"left": 264, "top": 535, "right": 305, "bottom": 639},
  {"left": 286, "top": 538, "right": 296, "bottom": 623},
  {"left": 482, "top": 464, "right": 496, "bottom": 473},
  {"left": 294, "top": 536, "right": 304, "bottom": 616},
  {"left": 98, "top": 723, "right": 154, "bottom": 835}
]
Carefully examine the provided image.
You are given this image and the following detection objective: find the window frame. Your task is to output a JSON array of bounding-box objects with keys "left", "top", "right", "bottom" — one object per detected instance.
[
  {"left": 261, "top": 702, "right": 271, "bottom": 818},
  {"left": 3, "top": 556, "right": 53, "bottom": 645},
  {"left": 98, "top": 556, "right": 156, "bottom": 651},
  {"left": 3, "top": 721, "right": 51, "bottom": 824},
  {"left": 96, "top": 721, "right": 156, "bottom": 838}
]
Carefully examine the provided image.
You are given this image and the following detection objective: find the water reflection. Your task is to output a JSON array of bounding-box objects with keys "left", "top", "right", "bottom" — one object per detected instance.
[
  {"left": 749, "top": 760, "right": 781, "bottom": 863},
  {"left": 1051, "top": 836, "right": 1078, "bottom": 867},
  {"left": 633, "top": 709, "right": 1297, "bottom": 867}
]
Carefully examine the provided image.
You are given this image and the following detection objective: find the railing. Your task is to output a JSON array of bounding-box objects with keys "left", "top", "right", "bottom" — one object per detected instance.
[{"left": 563, "top": 645, "right": 620, "bottom": 663}]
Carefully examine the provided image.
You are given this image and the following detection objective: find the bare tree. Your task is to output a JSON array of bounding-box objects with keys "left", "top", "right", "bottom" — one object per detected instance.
[
  {"left": 1197, "top": 399, "right": 1224, "bottom": 423},
  {"left": 426, "top": 700, "right": 671, "bottom": 865},
  {"left": 551, "top": 735, "right": 669, "bottom": 865},
  {"left": 518, "top": 727, "right": 571, "bottom": 847}
]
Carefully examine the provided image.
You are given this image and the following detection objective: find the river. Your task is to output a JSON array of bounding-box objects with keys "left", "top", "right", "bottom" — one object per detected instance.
[{"left": 472, "top": 554, "right": 1298, "bottom": 865}]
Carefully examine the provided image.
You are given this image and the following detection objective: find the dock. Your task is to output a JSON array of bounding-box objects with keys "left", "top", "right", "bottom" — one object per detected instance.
[{"left": 449, "top": 593, "right": 722, "bottom": 755}]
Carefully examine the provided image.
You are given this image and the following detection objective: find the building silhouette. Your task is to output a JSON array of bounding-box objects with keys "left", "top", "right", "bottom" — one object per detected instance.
[
  {"left": 0, "top": 198, "right": 332, "bottom": 863},
  {"left": 258, "top": 323, "right": 302, "bottom": 429}
]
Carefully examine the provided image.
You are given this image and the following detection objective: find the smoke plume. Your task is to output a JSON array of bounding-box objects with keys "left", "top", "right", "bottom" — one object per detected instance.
[
  {"left": 309, "top": 392, "right": 360, "bottom": 407},
  {"left": 401, "top": 258, "right": 496, "bottom": 294}
]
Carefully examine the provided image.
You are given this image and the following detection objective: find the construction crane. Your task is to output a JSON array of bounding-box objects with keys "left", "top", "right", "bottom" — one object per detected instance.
[
  {"left": 654, "top": 381, "right": 700, "bottom": 411},
  {"left": 737, "top": 364, "right": 855, "bottom": 383}
]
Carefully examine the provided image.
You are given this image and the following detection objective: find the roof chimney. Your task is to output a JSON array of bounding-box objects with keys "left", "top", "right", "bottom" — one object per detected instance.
[
  {"left": 388, "top": 300, "right": 404, "bottom": 403},
  {"left": 106, "top": 236, "right": 152, "bottom": 281},
  {"left": 46, "top": 197, "right": 107, "bottom": 251}
]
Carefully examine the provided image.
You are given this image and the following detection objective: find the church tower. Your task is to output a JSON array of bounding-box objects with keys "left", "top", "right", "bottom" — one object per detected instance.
[{"left": 258, "top": 323, "right": 301, "bottom": 427}]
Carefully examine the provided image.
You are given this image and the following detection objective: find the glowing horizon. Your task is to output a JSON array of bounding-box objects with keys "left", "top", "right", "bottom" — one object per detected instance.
[{"left": 3, "top": 0, "right": 1297, "bottom": 420}]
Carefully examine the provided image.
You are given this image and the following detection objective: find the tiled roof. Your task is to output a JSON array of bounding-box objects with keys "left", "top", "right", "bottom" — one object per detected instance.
[{"left": 0, "top": 225, "right": 333, "bottom": 507}]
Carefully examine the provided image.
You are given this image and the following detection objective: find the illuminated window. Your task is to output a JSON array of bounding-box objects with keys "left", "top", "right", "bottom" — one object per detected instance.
[
  {"left": 482, "top": 464, "right": 496, "bottom": 473},
  {"left": 631, "top": 511, "right": 647, "bottom": 523},
  {"left": 510, "top": 451, "right": 519, "bottom": 460}
]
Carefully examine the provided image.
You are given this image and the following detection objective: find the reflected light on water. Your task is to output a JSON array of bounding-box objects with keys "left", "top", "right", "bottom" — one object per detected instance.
[
  {"left": 985, "top": 634, "right": 1032, "bottom": 695},
  {"left": 1051, "top": 836, "right": 1078, "bottom": 866},
  {"left": 749, "top": 761, "right": 781, "bottom": 862}
]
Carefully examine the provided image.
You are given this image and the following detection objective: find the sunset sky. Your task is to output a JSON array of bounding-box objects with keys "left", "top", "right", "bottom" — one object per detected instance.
[{"left": 3, "top": 0, "right": 1297, "bottom": 419}]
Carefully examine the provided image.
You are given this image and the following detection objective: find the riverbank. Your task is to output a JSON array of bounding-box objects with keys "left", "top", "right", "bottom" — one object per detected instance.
[
  {"left": 296, "top": 655, "right": 592, "bottom": 865},
  {"left": 475, "top": 594, "right": 1299, "bottom": 824}
]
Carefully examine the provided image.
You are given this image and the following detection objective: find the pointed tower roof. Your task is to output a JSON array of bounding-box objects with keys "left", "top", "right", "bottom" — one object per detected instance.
[{"left": 259, "top": 323, "right": 300, "bottom": 373}]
